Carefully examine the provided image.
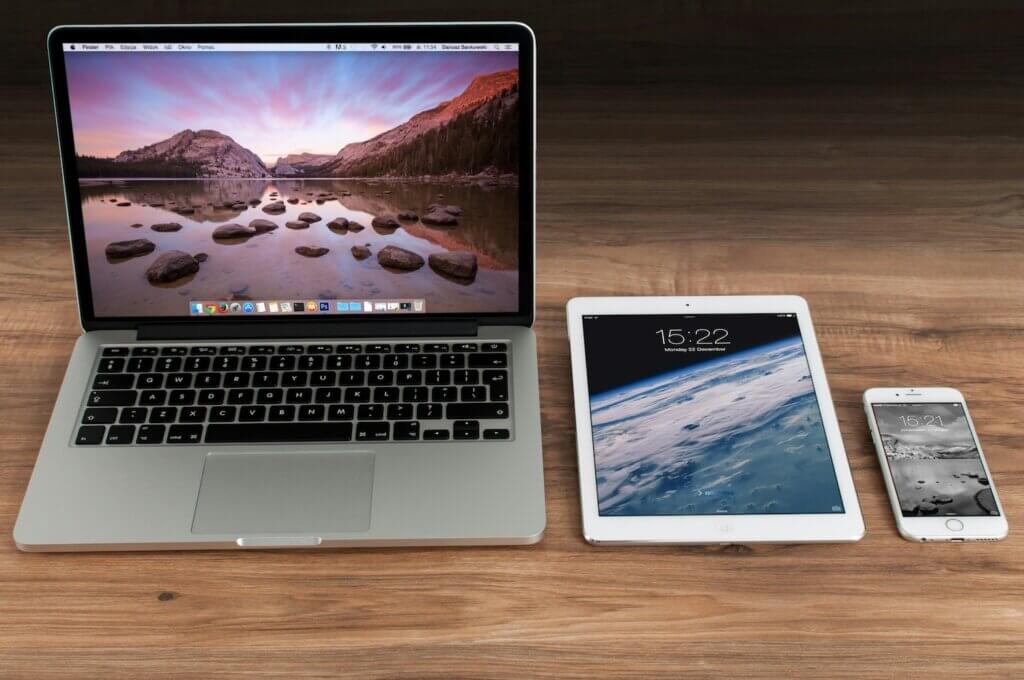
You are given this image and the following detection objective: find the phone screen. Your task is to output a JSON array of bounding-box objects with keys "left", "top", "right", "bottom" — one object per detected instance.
[{"left": 871, "top": 403, "right": 999, "bottom": 517}]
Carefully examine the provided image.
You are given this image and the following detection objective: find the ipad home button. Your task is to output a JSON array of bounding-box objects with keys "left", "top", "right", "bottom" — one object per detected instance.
[{"left": 945, "top": 519, "right": 964, "bottom": 532}]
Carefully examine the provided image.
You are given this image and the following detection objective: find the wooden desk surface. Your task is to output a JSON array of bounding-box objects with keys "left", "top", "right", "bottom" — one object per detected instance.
[{"left": 2, "top": 3, "right": 1022, "bottom": 678}]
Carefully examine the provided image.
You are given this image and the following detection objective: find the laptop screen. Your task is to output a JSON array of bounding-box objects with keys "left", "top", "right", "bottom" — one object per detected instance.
[{"left": 60, "top": 41, "right": 521, "bottom": 319}]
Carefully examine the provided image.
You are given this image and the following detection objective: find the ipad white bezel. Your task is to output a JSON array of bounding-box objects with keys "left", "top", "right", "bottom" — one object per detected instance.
[{"left": 566, "top": 295, "right": 865, "bottom": 545}]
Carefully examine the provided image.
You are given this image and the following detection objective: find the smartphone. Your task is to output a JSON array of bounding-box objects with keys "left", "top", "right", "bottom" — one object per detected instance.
[{"left": 863, "top": 387, "right": 1007, "bottom": 542}]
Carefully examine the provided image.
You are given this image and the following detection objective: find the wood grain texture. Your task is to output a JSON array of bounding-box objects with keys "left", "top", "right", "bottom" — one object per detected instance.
[{"left": 2, "top": 1, "right": 1023, "bottom": 678}]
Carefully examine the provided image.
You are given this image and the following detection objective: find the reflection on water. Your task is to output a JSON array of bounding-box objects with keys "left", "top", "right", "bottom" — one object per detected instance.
[{"left": 80, "top": 179, "right": 519, "bottom": 317}]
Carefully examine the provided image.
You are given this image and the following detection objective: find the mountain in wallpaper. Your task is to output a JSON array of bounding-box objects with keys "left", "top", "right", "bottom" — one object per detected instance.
[{"left": 76, "top": 69, "right": 519, "bottom": 180}]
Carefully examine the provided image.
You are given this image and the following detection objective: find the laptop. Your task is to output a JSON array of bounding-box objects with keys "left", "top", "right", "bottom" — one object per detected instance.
[{"left": 14, "top": 23, "right": 545, "bottom": 551}]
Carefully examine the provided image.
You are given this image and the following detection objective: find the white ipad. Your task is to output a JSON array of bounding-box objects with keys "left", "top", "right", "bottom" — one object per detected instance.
[{"left": 566, "top": 296, "right": 864, "bottom": 545}]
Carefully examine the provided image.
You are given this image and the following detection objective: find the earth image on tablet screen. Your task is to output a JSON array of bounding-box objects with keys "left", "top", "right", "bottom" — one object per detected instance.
[{"left": 590, "top": 336, "right": 845, "bottom": 516}]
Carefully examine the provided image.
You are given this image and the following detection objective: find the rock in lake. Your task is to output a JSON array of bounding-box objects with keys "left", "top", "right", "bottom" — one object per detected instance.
[
  {"left": 297, "top": 212, "right": 322, "bottom": 223},
  {"left": 287, "top": 198, "right": 299, "bottom": 204},
  {"left": 295, "top": 245, "right": 330, "bottom": 257},
  {"left": 286, "top": 221, "right": 310, "bottom": 229},
  {"left": 175, "top": 206, "right": 196, "bottom": 214},
  {"left": 397, "top": 210, "right": 419, "bottom": 221},
  {"left": 428, "top": 251, "right": 478, "bottom": 280},
  {"left": 327, "top": 217, "right": 349, "bottom": 231},
  {"left": 262, "top": 201, "right": 286, "bottom": 214},
  {"left": 427, "top": 203, "right": 464, "bottom": 216},
  {"left": 194, "top": 252, "right": 208, "bottom": 262},
  {"left": 372, "top": 215, "right": 401, "bottom": 230},
  {"left": 248, "top": 219, "right": 278, "bottom": 233},
  {"left": 129, "top": 223, "right": 143, "bottom": 228},
  {"left": 248, "top": 198, "right": 261, "bottom": 205},
  {"left": 378, "top": 245, "right": 424, "bottom": 271},
  {"left": 351, "top": 245, "right": 371, "bottom": 260},
  {"left": 212, "top": 223, "right": 255, "bottom": 240},
  {"left": 145, "top": 250, "right": 199, "bottom": 283},
  {"left": 116, "top": 201, "right": 131, "bottom": 207},
  {"left": 347, "top": 221, "right": 365, "bottom": 232},
  {"left": 151, "top": 222, "right": 183, "bottom": 232},
  {"left": 421, "top": 208, "right": 459, "bottom": 226},
  {"left": 105, "top": 239, "right": 156, "bottom": 259}
]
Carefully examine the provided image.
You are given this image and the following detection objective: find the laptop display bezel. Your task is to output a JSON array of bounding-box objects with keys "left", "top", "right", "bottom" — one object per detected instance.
[{"left": 47, "top": 23, "right": 535, "bottom": 331}]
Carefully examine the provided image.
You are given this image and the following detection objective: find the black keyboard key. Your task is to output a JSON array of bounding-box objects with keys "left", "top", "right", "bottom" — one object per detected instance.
[
  {"left": 328, "top": 404, "right": 354, "bottom": 420},
  {"left": 357, "top": 404, "right": 383, "bottom": 420},
  {"left": 140, "top": 390, "right": 167, "bottom": 406},
  {"left": 484, "top": 428, "right": 511, "bottom": 440},
  {"left": 424, "top": 343, "right": 449, "bottom": 352},
  {"left": 76, "top": 425, "right": 105, "bottom": 445},
  {"left": 403, "top": 386, "right": 428, "bottom": 402},
  {"left": 149, "top": 407, "right": 177, "bottom": 423},
  {"left": 383, "top": 354, "right": 408, "bottom": 369},
  {"left": 453, "top": 343, "right": 478, "bottom": 352},
  {"left": 166, "top": 373, "right": 192, "bottom": 389},
  {"left": 206, "top": 422, "right": 353, "bottom": 443},
  {"left": 119, "top": 407, "right": 147, "bottom": 424},
  {"left": 315, "top": 387, "right": 342, "bottom": 403},
  {"left": 374, "top": 387, "right": 399, "bottom": 402},
  {"left": 248, "top": 345, "right": 275, "bottom": 355},
  {"left": 127, "top": 357, "right": 152, "bottom": 373},
  {"left": 490, "top": 382, "right": 509, "bottom": 401},
  {"left": 167, "top": 425, "right": 203, "bottom": 444},
  {"left": 282, "top": 371, "right": 307, "bottom": 387},
  {"left": 269, "top": 405, "right": 295, "bottom": 421},
  {"left": 446, "top": 403, "right": 510, "bottom": 419},
  {"left": 416, "top": 403, "right": 443, "bottom": 419},
  {"left": 454, "top": 369, "right": 479, "bottom": 385},
  {"left": 336, "top": 344, "right": 362, "bottom": 353},
  {"left": 228, "top": 389, "right": 254, "bottom": 405},
  {"left": 412, "top": 354, "right": 436, "bottom": 369},
  {"left": 345, "top": 387, "right": 370, "bottom": 403},
  {"left": 213, "top": 356, "right": 238, "bottom": 371},
  {"left": 277, "top": 344, "right": 304, "bottom": 354},
  {"left": 155, "top": 357, "right": 182, "bottom": 372},
  {"left": 224, "top": 373, "right": 249, "bottom": 388},
  {"left": 339, "top": 371, "right": 364, "bottom": 386},
  {"left": 199, "top": 389, "right": 226, "bottom": 405},
  {"left": 327, "top": 355, "right": 352, "bottom": 370},
  {"left": 469, "top": 353, "right": 508, "bottom": 368},
  {"left": 257, "top": 388, "right": 283, "bottom": 404},
  {"left": 88, "top": 390, "right": 136, "bottom": 407},
  {"left": 299, "top": 355, "right": 324, "bottom": 370},
  {"left": 368, "top": 370, "right": 393, "bottom": 386},
  {"left": 387, "top": 403, "right": 413, "bottom": 420},
  {"left": 461, "top": 385, "right": 487, "bottom": 402},
  {"left": 482, "top": 342, "right": 507, "bottom": 352},
  {"left": 356, "top": 355, "right": 381, "bottom": 370},
  {"left": 180, "top": 406, "right": 207, "bottom": 423},
  {"left": 425, "top": 370, "right": 450, "bottom": 385},
  {"left": 355, "top": 422, "right": 389, "bottom": 441},
  {"left": 185, "top": 356, "right": 210, "bottom": 372},
  {"left": 286, "top": 388, "right": 312, "bottom": 404},
  {"left": 93, "top": 374, "right": 134, "bottom": 390},
  {"left": 394, "top": 343, "right": 421, "bottom": 353},
  {"left": 242, "top": 356, "right": 267, "bottom": 371},
  {"left": 253, "top": 372, "right": 278, "bottom": 387},
  {"left": 298, "top": 405, "right": 325, "bottom": 421},
  {"left": 239, "top": 405, "right": 266, "bottom": 422},
  {"left": 131, "top": 346, "right": 159, "bottom": 356},
  {"left": 161, "top": 346, "right": 188, "bottom": 356},
  {"left": 195, "top": 373, "right": 220, "bottom": 388},
  {"left": 189, "top": 346, "right": 217, "bottom": 355},
  {"left": 396, "top": 370, "right": 421, "bottom": 385},
  {"left": 310, "top": 371, "right": 334, "bottom": 387},
  {"left": 82, "top": 407, "right": 117, "bottom": 425},
  {"left": 432, "top": 386, "right": 458, "bottom": 402},
  {"left": 97, "top": 358, "right": 125, "bottom": 373},
  {"left": 365, "top": 343, "right": 391, "bottom": 353},
  {"left": 440, "top": 354, "right": 464, "bottom": 368},
  {"left": 453, "top": 420, "right": 480, "bottom": 440},
  {"left": 307, "top": 344, "right": 333, "bottom": 354},
  {"left": 210, "top": 406, "right": 236, "bottom": 422},
  {"left": 219, "top": 345, "right": 246, "bottom": 355},
  {"left": 423, "top": 429, "right": 449, "bottom": 441},
  {"left": 102, "top": 347, "right": 129, "bottom": 356},
  {"left": 136, "top": 425, "right": 166, "bottom": 444},
  {"left": 271, "top": 355, "right": 296, "bottom": 371},
  {"left": 137, "top": 373, "right": 162, "bottom": 389},
  {"left": 394, "top": 421, "right": 420, "bottom": 440},
  {"left": 106, "top": 425, "right": 136, "bottom": 445}
]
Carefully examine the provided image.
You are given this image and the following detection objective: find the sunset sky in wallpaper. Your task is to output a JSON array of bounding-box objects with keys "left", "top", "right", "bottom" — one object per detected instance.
[{"left": 64, "top": 50, "right": 518, "bottom": 163}]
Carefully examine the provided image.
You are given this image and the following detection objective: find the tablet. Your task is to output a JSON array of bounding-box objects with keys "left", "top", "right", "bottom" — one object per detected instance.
[{"left": 566, "top": 296, "right": 864, "bottom": 544}]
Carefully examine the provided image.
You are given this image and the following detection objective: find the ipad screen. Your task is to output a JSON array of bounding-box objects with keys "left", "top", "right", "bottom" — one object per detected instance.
[{"left": 582, "top": 313, "right": 844, "bottom": 516}]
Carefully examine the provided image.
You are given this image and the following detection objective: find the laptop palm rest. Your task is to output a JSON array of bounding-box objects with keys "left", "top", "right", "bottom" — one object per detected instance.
[{"left": 191, "top": 451, "right": 374, "bottom": 536}]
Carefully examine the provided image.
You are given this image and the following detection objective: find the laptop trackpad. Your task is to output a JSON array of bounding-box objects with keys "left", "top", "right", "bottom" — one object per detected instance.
[{"left": 191, "top": 451, "right": 374, "bottom": 535}]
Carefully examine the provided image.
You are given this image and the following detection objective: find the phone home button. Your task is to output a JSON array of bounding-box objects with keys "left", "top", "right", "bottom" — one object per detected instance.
[{"left": 945, "top": 519, "right": 964, "bottom": 532}]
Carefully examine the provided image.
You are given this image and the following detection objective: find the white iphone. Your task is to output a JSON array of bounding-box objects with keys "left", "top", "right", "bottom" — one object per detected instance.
[{"left": 863, "top": 388, "right": 1007, "bottom": 542}]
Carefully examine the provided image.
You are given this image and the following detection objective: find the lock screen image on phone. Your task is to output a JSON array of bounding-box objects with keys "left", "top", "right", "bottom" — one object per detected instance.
[
  {"left": 871, "top": 403, "right": 999, "bottom": 517},
  {"left": 582, "top": 313, "right": 844, "bottom": 517}
]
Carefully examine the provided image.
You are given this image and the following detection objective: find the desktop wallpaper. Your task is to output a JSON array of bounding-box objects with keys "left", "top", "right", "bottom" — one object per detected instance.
[{"left": 63, "top": 48, "right": 521, "bottom": 317}]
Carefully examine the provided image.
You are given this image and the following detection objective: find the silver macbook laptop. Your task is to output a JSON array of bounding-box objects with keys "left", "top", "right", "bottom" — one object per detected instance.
[{"left": 14, "top": 22, "right": 545, "bottom": 551}]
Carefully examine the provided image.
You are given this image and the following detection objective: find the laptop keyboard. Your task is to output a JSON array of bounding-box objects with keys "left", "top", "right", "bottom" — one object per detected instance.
[{"left": 76, "top": 341, "right": 512, "bottom": 446}]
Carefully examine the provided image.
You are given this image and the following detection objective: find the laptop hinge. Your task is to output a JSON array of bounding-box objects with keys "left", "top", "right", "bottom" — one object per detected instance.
[{"left": 137, "top": 320, "right": 479, "bottom": 341}]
